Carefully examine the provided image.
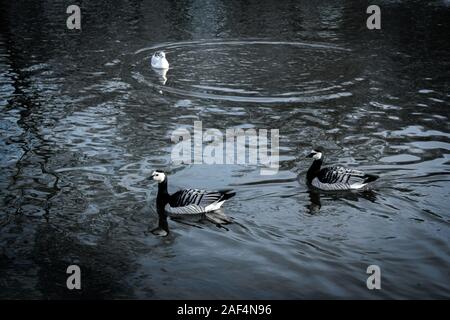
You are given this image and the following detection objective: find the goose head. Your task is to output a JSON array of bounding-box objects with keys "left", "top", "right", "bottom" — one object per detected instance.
[
  {"left": 151, "top": 170, "right": 166, "bottom": 183},
  {"left": 306, "top": 149, "right": 323, "bottom": 160}
]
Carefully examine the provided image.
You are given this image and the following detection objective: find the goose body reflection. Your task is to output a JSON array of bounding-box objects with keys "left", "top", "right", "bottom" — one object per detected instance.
[
  {"left": 306, "top": 189, "right": 378, "bottom": 214},
  {"left": 306, "top": 149, "right": 379, "bottom": 191}
]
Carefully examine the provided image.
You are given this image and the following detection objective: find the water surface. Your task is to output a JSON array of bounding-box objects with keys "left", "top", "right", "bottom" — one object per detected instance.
[{"left": 0, "top": 0, "right": 449, "bottom": 299}]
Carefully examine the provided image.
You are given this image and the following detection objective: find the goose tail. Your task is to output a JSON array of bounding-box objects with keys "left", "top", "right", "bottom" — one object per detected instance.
[
  {"left": 363, "top": 174, "right": 379, "bottom": 183},
  {"left": 219, "top": 189, "right": 236, "bottom": 201}
]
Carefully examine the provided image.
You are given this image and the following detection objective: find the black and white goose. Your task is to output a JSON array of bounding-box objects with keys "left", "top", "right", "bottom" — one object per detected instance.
[
  {"left": 306, "top": 149, "right": 379, "bottom": 191},
  {"left": 151, "top": 170, "right": 235, "bottom": 217}
]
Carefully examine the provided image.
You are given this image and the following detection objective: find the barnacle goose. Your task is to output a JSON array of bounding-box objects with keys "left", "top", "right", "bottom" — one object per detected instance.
[
  {"left": 306, "top": 149, "right": 379, "bottom": 191},
  {"left": 151, "top": 170, "right": 235, "bottom": 217},
  {"left": 151, "top": 51, "right": 169, "bottom": 69}
]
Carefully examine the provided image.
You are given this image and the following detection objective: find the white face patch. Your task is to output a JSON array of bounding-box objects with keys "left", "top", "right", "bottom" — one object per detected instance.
[
  {"left": 312, "top": 152, "right": 322, "bottom": 160},
  {"left": 152, "top": 171, "right": 166, "bottom": 183}
]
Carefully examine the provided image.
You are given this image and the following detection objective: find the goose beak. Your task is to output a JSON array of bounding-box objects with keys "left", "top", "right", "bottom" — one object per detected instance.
[{"left": 306, "top": 153, "right": 315, "bottom": 158}]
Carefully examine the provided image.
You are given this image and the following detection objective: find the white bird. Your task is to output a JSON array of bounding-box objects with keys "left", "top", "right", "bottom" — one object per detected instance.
[
  {"left": 151, "top": 51, "right": 169, "bottom": 69},
  {"left": 306, "top": 149, "right": 379, "bottom": 191}
]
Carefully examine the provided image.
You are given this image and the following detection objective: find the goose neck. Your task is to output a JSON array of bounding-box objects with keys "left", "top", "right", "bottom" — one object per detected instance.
[
  {"left": 307, "top": 159, "right": 323, "bottom": 183},
  {"left": 157, "top": 178, "right": 168, "bottom": 195}
]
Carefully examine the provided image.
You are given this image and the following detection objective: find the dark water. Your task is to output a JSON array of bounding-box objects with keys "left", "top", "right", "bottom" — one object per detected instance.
[{"left": 1, "top": 0, "right": 449, "bottom": 299}]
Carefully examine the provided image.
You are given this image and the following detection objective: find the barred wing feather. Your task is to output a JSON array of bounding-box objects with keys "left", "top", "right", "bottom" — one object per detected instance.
[
  {"left": 165, "top": 189, "right": 231, "bottom": 215},
  {"left": 164, "top": 203, "right": 206, "bottom": 216},
  {"left": 169, "top": 189, "right": 205, "bottom": 207},
  {"left": 313, "top": 166, "right": 372, "bottom": 191},
  {"left": 318, "top": 166, "right": 365, "bottom": 184},
  {"left": 169, "top": 189, "right": 224, "bottom": 207}
]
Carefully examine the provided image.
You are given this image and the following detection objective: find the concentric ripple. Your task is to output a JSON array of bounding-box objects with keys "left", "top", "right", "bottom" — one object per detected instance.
[{"left": 130, "top": 40, "right": 356, "bottom": 103}]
